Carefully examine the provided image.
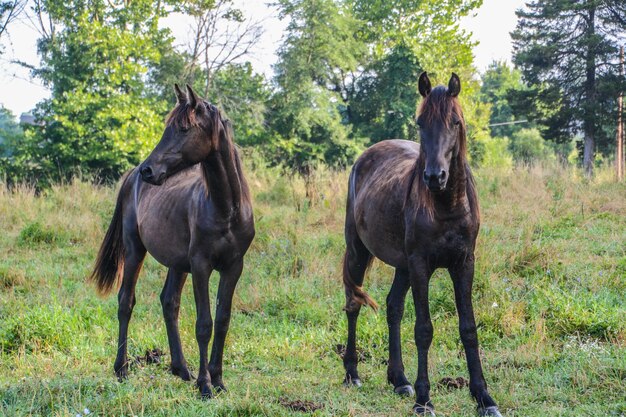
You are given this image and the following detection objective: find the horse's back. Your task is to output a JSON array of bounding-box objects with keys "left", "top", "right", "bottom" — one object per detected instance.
[{"left": 347, "top": 139, "right": 419, "bottom": 269}]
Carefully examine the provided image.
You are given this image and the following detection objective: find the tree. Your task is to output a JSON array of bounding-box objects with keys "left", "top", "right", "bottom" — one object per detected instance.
[
  {"left": 209, "top": 62, "right": 270, "bottom": 147},
  {"left": 269, "top": 0, "right": 366, "bottom": 173},
  {"left": 9, "top": 0, "right": 173, "bottom": 184},
  {"left": 350, "top": 42, "right": 422, "bottom": 142},
  {"left": 184, "top": 0, "right": 263, "bottom": 96},
  {"left": 348, "top": 0, "right": 481, "bottom": 80},
  {"left": 509, "top": 128, "right": 554, "bottom": 165},
  {"left": 270, "top": 0, "right": 485, "bottom": 172},
  {"left": 512, "top": 0, "right": 626, "bottom": 175},
  {"left": 0, "top": 0, "right": 25, "bottom": 54},
  {"left": 0, "top": 106, "right": 23, "bottom": 156},
  {"left": 480, "top": 61, "right": 527, "bottom": 138}
]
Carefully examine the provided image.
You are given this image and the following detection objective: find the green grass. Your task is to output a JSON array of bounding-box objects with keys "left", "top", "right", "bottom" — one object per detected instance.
[{"left": 0, "top": 165, "right": 625, "bottom": 416}]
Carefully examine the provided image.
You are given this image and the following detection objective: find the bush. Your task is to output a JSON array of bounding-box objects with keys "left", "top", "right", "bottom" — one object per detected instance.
[
  {"left": 479, "top": 136, "right": 513, "bottom": 168},
  {"left": 17, "top": 222, "right": 64, "bottom": 246},
  {"left": 509, "top": 128, "right": 554, "bottom": 165}
]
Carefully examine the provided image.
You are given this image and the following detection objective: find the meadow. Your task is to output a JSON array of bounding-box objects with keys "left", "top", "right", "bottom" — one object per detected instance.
[{"left": 0, "top": 163, "right": 624, "bottom": 417}]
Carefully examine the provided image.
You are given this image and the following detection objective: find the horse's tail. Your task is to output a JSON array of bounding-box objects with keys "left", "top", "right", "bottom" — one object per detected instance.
[
  {"left": 90, "top": 173, "right": 131, "bottom": 296},
  {"left": 342, "top": 251, "right": 378, "bottom": 312}
]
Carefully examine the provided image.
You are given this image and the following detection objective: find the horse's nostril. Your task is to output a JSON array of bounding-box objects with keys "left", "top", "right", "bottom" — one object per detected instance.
[
  {"left": 140, "top": 166, "right": 153, "bottom": 178},
  {"left": 424, "top": 170, "right": 446, "bottom": 185}
]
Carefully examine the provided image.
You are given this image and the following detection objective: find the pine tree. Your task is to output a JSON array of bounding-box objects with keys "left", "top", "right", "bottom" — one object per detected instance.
[{"left": 512, "top": 0, "right": 626, "bottom": 175}]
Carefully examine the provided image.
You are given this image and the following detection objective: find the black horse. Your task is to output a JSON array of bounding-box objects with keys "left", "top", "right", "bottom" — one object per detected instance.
[
  {"left": 341, "top": 73, "right": 502, "bottom": 416},
  {"left": 91, "top": 85, "right": 255, "bottom": 399}
]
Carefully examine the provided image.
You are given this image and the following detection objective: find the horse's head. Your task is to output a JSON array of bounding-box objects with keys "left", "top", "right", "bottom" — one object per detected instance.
[
  {"left": 139, "top": 84, "right": 221, "bottom": 185},
  {"left": 416, "top": 72, "right": 464, "bottom": 193}
]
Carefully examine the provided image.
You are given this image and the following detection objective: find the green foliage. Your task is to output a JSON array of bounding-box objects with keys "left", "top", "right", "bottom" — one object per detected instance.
[
  {"left": 0, "top": 106, "right": 24, "bottom": 160},
  {"left": 17, "top": 221, "right": 60, "bottom": 246},
  {"left": 511, "top": 0, "right": 626, "bottom": 173},
  {"left": 351, "top": 42, "right": 422, "bottom": 142},
  {"left": 270, "top": 0, "right": 485, "bottom": 172},
  {"left": 0, "top": 305, "right": 80, "bottom": 353},
  {"left": 4, "top": 0, "right": 491, "bottom": 181},
  {"left": 480, "top": 61, "right": 527, "bottom": 138},
  {"left": 349, "top": 0, "right": 481, "bottom": 77},
  {"left": 539, "top": 287, "right": 622, "bottom": 340},
  {"left": 509, "top": 128, "right": 554, "bottom": 165},
  {"left": 210, "top": 63, "right": 270, "bottom": 147},
  {"left": 270, "top": 0, "right": 366, "bottom": 172},
  {"left": 274, "top": 0, "right": 366, "bottom": 92},
  {"left": 477, "top": 136, "right": 513, "bottom": 169},
  {"left": 5, "top": 0, "right": 172, "bottom": 184},
  {"left": 268, "top": 82, "right": 364, "bottom": 172}
]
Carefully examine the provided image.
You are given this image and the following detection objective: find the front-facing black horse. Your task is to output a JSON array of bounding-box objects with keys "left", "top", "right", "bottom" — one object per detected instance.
[{"left": 341, "top": 73, "right": 502, "bottom": 416}]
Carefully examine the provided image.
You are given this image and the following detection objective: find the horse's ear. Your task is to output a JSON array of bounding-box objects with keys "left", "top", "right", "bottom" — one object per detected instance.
[
  {"left": 448, "top": 73, "right": 461, "bottom": 97},
  {"left": 418, "top": 72, "right": 432, "bottom": 97},
  {"left": 174, "top": 83, "right": 187, "bottom": 104},
  {"left": 186, "top": 84, "right": 200, "bottom": 108}
]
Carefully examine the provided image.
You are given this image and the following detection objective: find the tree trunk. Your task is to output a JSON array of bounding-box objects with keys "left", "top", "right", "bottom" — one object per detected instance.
[
  {"left": 617, "top": 46, "right": 624, "bottom": 181},
  {"left": 583, "top": 6, "right": 596, "bottom": 177}
]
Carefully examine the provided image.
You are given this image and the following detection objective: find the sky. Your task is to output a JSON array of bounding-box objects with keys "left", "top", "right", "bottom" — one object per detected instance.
[{"left": 0, "top": 0, "right": 526, "bottom": 118}]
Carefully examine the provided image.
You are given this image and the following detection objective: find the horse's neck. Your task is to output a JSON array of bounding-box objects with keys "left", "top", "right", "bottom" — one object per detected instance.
[
  {"left": 432, "top": 156, "right": 469, "bottom": 215},
  {"left": 201, "top": 135, "right": 244, "bottom": 219}
]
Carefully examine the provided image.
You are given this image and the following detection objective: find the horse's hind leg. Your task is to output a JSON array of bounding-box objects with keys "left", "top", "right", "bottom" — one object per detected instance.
[
  {"left": 209, "top": 259, "right": 243, "bottom": 392},
  {"left": 342, "top": 232, "right": 373, "bottom": 387},
  {"left": 160, "top": 268, "right": 192, "bottom": 381},
  {"left": 387, "top": 268, "right": 413, "bottom": 396},
  {"left": 114, "top": 234, "right": 146, "bottom": 380}
]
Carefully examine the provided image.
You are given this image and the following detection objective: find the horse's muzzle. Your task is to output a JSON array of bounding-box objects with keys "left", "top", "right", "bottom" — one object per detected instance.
[
  {"left": 139, "top": 165, "right": 166, "bottom": 185},
  {"left": 424, "top": 169, "right": 447, "bottom": 192}
]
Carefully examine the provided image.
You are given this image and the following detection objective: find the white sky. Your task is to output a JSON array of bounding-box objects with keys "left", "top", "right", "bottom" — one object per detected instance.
[{"left": 0, "top": 0, "right": 526, "bottom": 117}]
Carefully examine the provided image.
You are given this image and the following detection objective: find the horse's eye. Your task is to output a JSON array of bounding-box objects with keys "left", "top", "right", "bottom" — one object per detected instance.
[{"left": 180, "top": 126, "right": 190, "bottom": 133}]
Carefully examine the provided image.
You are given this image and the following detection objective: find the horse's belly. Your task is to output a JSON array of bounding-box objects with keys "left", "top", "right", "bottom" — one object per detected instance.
[
  {"left": 350, "top": 140, "right": 418, "bottom": 270},
  {"left": 138, "top": 218, "right": 192, "bottom": 271},
  {"left": 135, "top": 187, "right": 193, "bottom": 271},
  {"left": 354, "top": 196, "right": 407, "bottom": 269}
]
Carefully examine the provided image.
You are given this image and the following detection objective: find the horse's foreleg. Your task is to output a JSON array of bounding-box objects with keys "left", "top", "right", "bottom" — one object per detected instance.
[
  {"left": 114, "top": 239, "right": 146, "bottom": 381},
  {"left": 209, "top": 260, "right": 243, "bottom": 392},
  {"left": 409, "top": 258, "right": 435, "bottom": 416},
  {"left": 387, "top": 269, "right": 413, "bottom": 396},
  {"left": 191, "top": 260, "right": 214, "bottom": 399},
  {"left": 160, "top": 268, "right": 192, "bottom": 381},
  {"left": 450, "top": 258, "right": 501, "bottom": 417}
]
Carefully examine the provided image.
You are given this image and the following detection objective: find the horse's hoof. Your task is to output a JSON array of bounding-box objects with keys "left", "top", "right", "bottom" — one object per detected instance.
[
  {"left": 171, "top": 366, "right": 194, "bottom": 381},
  {"left": 199, "top": 388, "right": 213, "bottom": 400},
  {"left": 198, "top": 381, "right": 213, "bottom": 400},
  {"left": 114, "top": 367, "right": 128, "bottom": 382},
  {"left": 343, "top": 377, "right": 362, "bottom": 387},
  {"left": 478, "top": 406, "right": 503, "bottom": 417},
  {"left": 394, "top": 384, "right": 415, "bottom": 396},
  {"left": 413, "top": 404, "right": 436, "bottom": 416},
  {"left": 213, "top": 381, "right": 227, "bottom": 393}
]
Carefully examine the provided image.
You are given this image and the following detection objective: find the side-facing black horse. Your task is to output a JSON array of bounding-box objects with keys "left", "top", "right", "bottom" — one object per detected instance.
[
  {"left": 90, "top": 85, "right": 255, "bottom": 399},
  {"left": 341, "top": 73, "right": 502, "bottom": 416}
]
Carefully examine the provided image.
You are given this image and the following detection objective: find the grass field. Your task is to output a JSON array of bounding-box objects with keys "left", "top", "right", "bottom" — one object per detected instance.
[{"left": 0, "top": 164, "right": 625, "bottom": 416}]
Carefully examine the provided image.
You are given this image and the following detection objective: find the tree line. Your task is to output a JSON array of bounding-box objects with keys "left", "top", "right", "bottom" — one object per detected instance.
[{"left": 0, "top": 0, "right": 624, "bottom": 185}]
